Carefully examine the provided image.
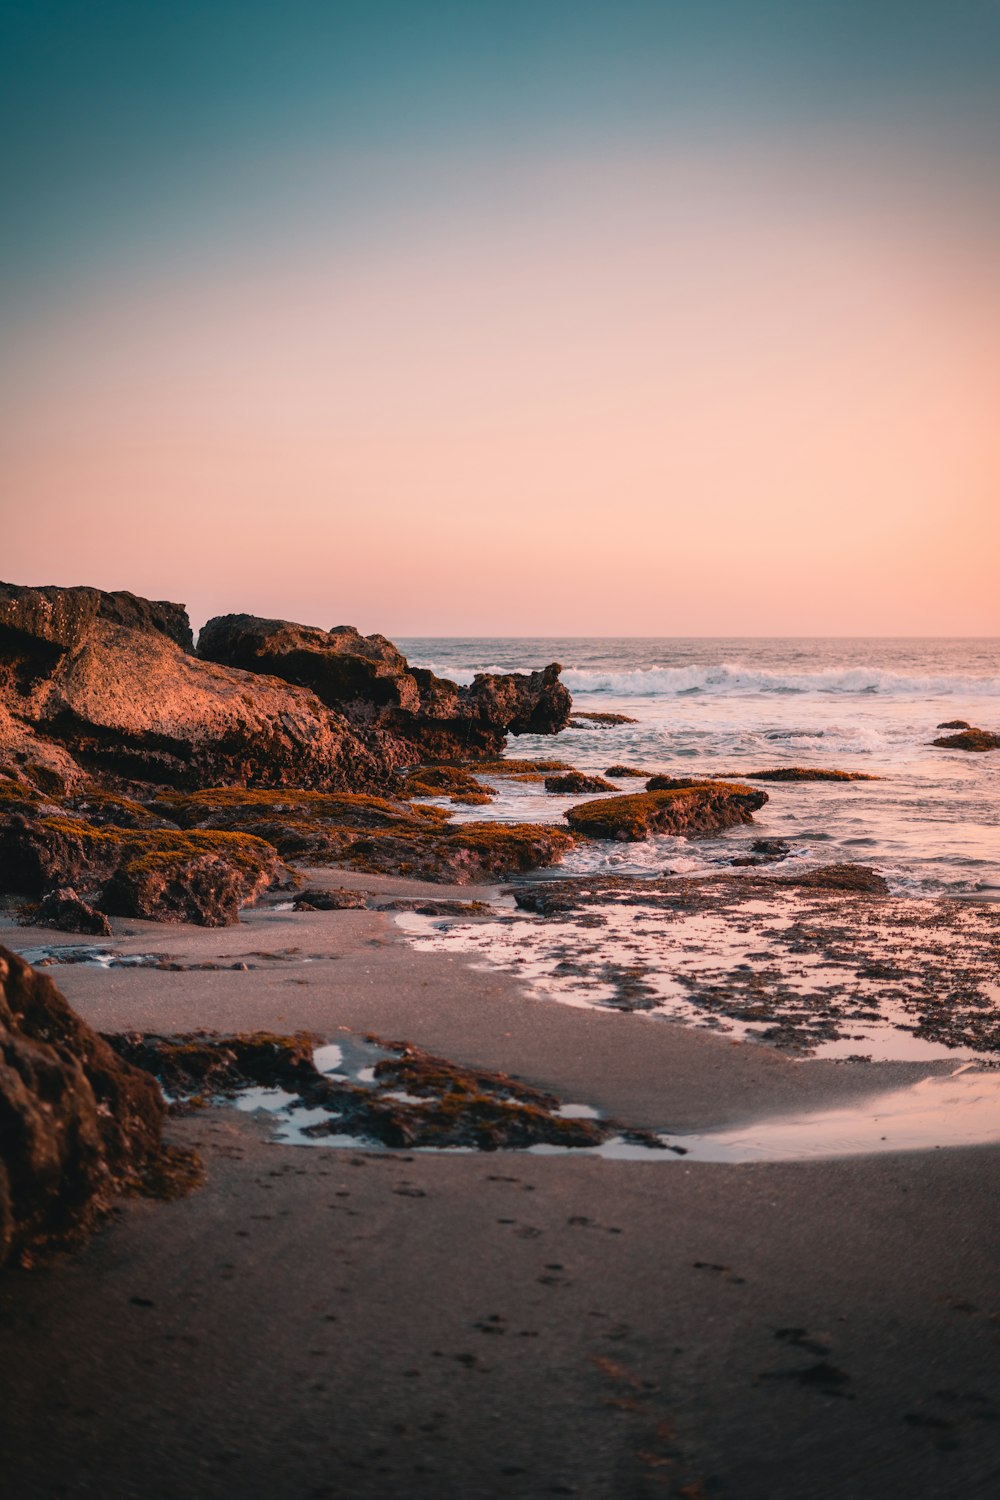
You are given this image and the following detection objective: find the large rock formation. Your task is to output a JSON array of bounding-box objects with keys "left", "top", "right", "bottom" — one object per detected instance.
[
  {"left": 0, "top": 585, "right": 572, "bottom": 795},
  {"left": 0, "top": 582, "right": 395, "bottom": 794},
  {"left": 197, "top": 613, "right": 572, "bottom": 759},
  {"left": 0, "top": 946, "right": 185, "bottom": 1268}
]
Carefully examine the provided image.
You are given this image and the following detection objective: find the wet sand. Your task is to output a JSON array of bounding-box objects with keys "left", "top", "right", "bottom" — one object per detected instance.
[{"left": 2, "top": 874, "right": 999, "bottom": 1498}]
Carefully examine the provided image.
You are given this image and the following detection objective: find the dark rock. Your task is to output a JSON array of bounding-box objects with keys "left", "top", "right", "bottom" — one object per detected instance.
[
  {"left": 727, "top": 767, "right": 881, "bottom": 782},
  {"left": 544, "top": 771, "right": 618, "bottom": 794},
  {"left": 117, "top": 1030, "right": 617, "bottom": 1152},
  {"left": 937, "top": 719, "right": 971, "bottom": 730},
  {"left": 32, "top": 887, "right": 112, "bottom": 937},
  {"left": 931, "top": 728, "right": 1000, "bottom": 752},
  {"left": 605, "top": 765, "right": 649, "bottom": 778},
  {"left": 197, "top": 612, "right": 572, "bottom": 759},
  {"left": 751, "top": 838, "right": 792, "bottom": 858},
  {"left": 729, "top": 839, "right": 792, "bottom": 867},
  {"left": 292, "top": 888, "right": 369, "bottom": 911},
  {"left": 565, "top": 783, "right": 767, "bottom": 841},
  {"left": 777, "top": 864, "right": 889, "bottom": 894},
  {"left": 155, "top": 787, "right": 576, "bottom": 884},
  {"left": 645, "top": 775, "right": 717, "bottom": 792},
  {"left": 566, "top": 711, "right": 639, "bottom": 727},
  {"left": 0, "top": 946, "right": 193, "bottom": 1268},
  {"left": 731, "top": 837, "right": 793, "bottom": 866}
]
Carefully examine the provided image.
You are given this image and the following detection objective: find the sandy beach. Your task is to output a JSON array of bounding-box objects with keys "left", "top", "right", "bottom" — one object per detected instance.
[{"left": 3, "top": 873, "right": 999, "bottom": 1500}]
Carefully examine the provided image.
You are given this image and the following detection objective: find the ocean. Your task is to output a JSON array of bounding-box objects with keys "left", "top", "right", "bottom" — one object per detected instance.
[{"left": 399, "top": 637, "right": 1000, "bottom": 901}]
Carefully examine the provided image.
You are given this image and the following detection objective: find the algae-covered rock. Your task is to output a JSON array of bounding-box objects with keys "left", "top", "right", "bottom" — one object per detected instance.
[
  {"left": 566, "top": 783, "right": 767, "bottom": 841},
  {"left": 723, "top": 768, "right": 881, "bottom": 783},
  {"left": 402, "top": 765, "right": 493, "bottom": 804},
  {"left": 0, "top": 946, "right": 190, "bottom": 1268},
  {"left": 32, "top": 887, "right": 112, "bottom": 937},
  {"left": 544, "top": 771, "right": 618, "bottom": 794},
  {"left": 154, "top": 786, "right": 575, "bottom": 884},
  {"left": 198, "top": 612, "right": 572, "bottom": 759},
  {"left": 0, "top": 813, "right": 277, "bottom": 926},
  {"left": 931, "top": 728, "right": 1000, "bottom": 752}
]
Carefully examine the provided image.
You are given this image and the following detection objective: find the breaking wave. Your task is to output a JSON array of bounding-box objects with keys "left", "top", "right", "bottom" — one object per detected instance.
[
  {"left": 414, "top": 661, "right": 1000, "bottom": 697},
  {"left": 550, "top": 665, "right": 999, "bottom": 698}
]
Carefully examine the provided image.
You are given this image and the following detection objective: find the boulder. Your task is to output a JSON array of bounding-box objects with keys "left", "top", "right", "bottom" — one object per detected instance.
[
  {"left": 544, "top": 771, "right": 618, "bottom": 794},
  {"left": 937, "top": 720, "right": 970, "bottom": 730},
  {"left": 931, "top": 728, "right": 1000, "bottom": 752},
  {"left": 0, "top": 946, "right": 183, "bottom": 1267},
  {"left": 565, "top": 783, "right": 767, "bottom": 841},
  {"left": 197, "top": 612, "right": 572, "bottom": 759},
  {"left": 32, "top": 887, "right": 112, "bottom": 937}
]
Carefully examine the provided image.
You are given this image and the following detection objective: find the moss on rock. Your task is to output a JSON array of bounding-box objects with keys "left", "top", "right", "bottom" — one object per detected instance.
[{"left": 565, "top": 783, "right": 767, "bottom": 841}]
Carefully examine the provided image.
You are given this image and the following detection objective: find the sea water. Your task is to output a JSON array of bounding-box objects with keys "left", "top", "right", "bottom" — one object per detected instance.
[{"left": 399, "top": 637, "right": 1000, "bottom": 900}]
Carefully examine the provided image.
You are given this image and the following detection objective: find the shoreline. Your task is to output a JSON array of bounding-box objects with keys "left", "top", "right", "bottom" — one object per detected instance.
[{"left": 2, "top": 872, "right": 1000, "bottom": 1497}]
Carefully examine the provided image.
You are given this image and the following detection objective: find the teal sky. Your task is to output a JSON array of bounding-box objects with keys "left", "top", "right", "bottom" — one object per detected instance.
[
  {"left": 2, "top": 2, "right": 999, "bottom": 634},
  {"left": 5, "top": 0, "right": 1000, "bottom": 298}
]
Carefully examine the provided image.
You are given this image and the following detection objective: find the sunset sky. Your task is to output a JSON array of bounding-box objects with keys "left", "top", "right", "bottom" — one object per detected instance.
[{"left": 2, "top": 2, "right": 998, "bottom": 636}]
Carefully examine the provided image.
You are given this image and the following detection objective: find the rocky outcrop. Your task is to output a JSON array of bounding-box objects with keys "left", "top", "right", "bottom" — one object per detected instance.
[
  {"left": 565, "top": 783, "right": 767, "bottom": 841},
  {"left": 931, "top": 728, "right": 1000, "bottom": 752},
  {"left": 0, "top": 581, "right": 397, "bottom": 794},
  {"left": 197, "top": 613, "right": 572, "bottom": 759},
  {"left": 0, "top": 946, "right": 189, "bottom": 1268}
]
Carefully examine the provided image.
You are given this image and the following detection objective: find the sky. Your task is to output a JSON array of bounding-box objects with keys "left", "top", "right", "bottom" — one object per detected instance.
[{"left": 1, "top": 1, "right": 998, "bottom": 636}]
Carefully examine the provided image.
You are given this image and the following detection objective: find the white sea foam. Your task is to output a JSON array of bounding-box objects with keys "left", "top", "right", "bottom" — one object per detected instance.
[
  {"left": 559, "top": 664, "right": 1000, "bottom": 697},
  {"left": 413, "top": 660, "right": 1000, "bottom": 698}
]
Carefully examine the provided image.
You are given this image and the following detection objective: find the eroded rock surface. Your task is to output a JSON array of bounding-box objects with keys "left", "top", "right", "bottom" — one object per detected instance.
[
  {"left": 0, "top": 582, "right": 394, "bottom": 794},
  {"left": 0, "top": 946, "right": 192, "bottom": 1268},
  {"left": 198, "top": 613, "right": 572, "bottom": 760}
]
